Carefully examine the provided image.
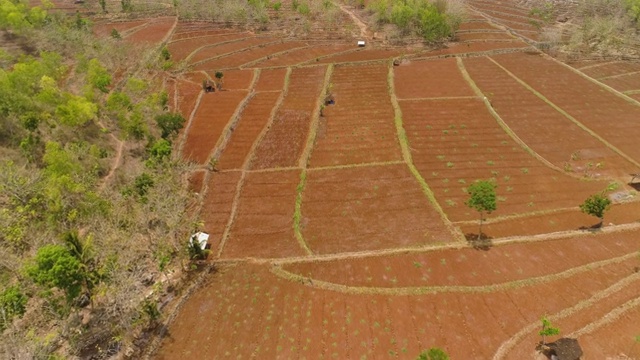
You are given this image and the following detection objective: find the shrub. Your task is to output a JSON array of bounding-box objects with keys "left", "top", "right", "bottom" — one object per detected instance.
[
  {"left": 155, "top": 113, "right": 185, "bottom": 139},
  {"left": 0, "top": 286, "right": 28, "bottom": 331}
]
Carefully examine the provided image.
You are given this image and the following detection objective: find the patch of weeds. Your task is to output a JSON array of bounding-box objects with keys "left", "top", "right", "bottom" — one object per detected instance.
[
  {"left": 440, "top": 258, "right": 446, "bottom": 265},
  {"left": 460, "top": 124, "right": 466, "bottom": 129},
  {"left": 500, "top": 140, "right": 508, "bottom": 145},
  {"left": 436, "top": 155, "right": 445, "bottom": 161},
  {"left": 491, "top": 170, "right": 499, "bottom": 176},
  {"left": 446, "top": 162, "right": 454, "bottom": 168},
  {"left": 503, "top": 175, "right": 510, "bottom": 182},
  {"left": 442, "top": 178, "right": 449, "bottom": 183},
  {"left": 413, "top": 261, "right": 422, "bottom": 268},
  {"left": 506, "top": 186, "right": 513, "bottom": 192},
  {"left": 606, "top": 182, "right": 620, "bottom": 192},
  {"left": 527, "top": 201, "right": 534, "bottom": 207},
  {"left": 458, "top": 179, "right": 466, "bottom": 184},
  {"left": 442, "top": 130, "right": 449, "bottom": 135},
  {"left": 445, "top": 199, "right": 456, "bottom": 207},
  {"left": 471, "top": 143, "right": 478, "bottom": 148},
  {"left": 487, "top": 160, "right": 495, "bottom": 165},
  {"left": 497, "top": 196, "right": 507, "bottom": 202},
  {"left": 521, "top": 168, "right": 529, "bottom": 174},
  {"left": 443, "top": 188, "right": 449, "bottom": 193}
]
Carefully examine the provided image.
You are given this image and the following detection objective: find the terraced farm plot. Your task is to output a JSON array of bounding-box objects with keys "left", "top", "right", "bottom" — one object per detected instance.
[
  {"left": 462, "top": 56, "right": 637, "bottom": 178},
  {"left": 301, "top": 164, "right": 454, "bottom": 254},
  {"left": 222, "top": 170, "right": 305, "bottom": 259},
  {"left": 167, "top": 32, "right": 249, "bottom": 61},
  {"left": 199, "top": 172, "right": 241, "bottom": 251},
  {"left": 188, "top": 37, "right": 277, "bottom": 65},
  {"left": 415, "top": 40, "right": 531, "bottom": 59},
  {"left": 194, "top": 41, "right": 309, "bottom": 70},
  {"left": 203, "top": 69, "right": 256, "bottom": 90},
  {"left": 310, "top": 63, "right": 402, "bottom": 167},
  {"left": 252, "top": 44, "right": 353, "bottom": 68},
  {"left": 216, "top": 91, "right": 282, "bottom": 170},
  {"left": 124, "top": 17, "right": 175, "bottom": 44},
  {"left": 492, "top": 52, "right": 640, "bottom": 164},
  {"left": 601, "top": 72, "right": 640, "bottom": 93},
  {"left": 398, "top": 98, "right": 606, "bottom": 222},
  {"left": 394, "top": 58, "right": 475, "bottom": 99},
  {"left": 251, "top": 66, "right": 327, "bottom": 169},
  {"left": 181, "top": 90, "right": 248, "bottom": 164},
  {"left": 315, "top": 48, "right": 408, "bottom": 65},
  {"left": 282, "top": 230, "right": 640, "bottom": 288},
  {"left": 254, "top": 68, "right": 288, "bottom": 91},
  {"left": 93, "top": 19, "right": 149, "bottom": 37}
]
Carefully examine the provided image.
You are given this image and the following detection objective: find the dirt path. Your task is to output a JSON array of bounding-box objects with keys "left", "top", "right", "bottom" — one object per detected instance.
[
  {"left": 336, "top": 2, "right": 371, "bottom": 40},
  {"left": 98, "top": 120, "right": 124, "bottom": 191}
]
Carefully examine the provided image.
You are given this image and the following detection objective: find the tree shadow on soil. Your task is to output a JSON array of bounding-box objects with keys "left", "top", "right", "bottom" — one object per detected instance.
[
  {"left": 628, "top": 182, "right": 640, "bottom": 191},
  {"left": 578, "top": 222, "right": 603, "bottom": 232},
  {"left": 464, "top": 233, "right": 494, "bottom": 251}
]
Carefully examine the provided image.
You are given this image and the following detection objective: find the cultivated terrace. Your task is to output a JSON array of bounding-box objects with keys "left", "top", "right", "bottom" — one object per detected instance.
[{"left": 1, "top": 0, "right": 640, "bottom": 359}]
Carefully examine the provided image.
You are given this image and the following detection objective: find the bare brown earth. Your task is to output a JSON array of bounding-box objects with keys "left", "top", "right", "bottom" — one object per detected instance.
[{"left": 144, "top": 3, "right": 640, "bottom": 357}]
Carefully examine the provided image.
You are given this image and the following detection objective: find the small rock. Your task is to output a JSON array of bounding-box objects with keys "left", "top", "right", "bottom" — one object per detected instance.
[
  {"left": 141, "top": 273, "right": 155, "bottom": 286},
  {"left": 556, "top": 15, "right": 569, "bottom": 23}
]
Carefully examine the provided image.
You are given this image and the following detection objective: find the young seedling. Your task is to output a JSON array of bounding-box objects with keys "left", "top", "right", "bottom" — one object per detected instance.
[{"left": 539, "top": 317, "right": 559, "bottom": 344}]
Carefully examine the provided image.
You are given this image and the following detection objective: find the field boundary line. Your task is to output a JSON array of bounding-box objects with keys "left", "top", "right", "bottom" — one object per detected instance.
[
  {"left": 488, "top": 56, "right": 640, "bottom": 169},
  {"left": 216, "top": 68, "right": 293, "bottom": 258},
  {"left": 624, "top": 89, "right": 640, "bottom": 95},
  {"left": 205, "top": 69, "right": 260, "bottom": 167},
  {"left": 452, "top": 205, "right": 579, "bottom": 226},
  {"left": 270, "top": 252, "right": 639, "bottom": 295},
  {"left": 409, "top": 46, "right": 533, "bottom": 62},
  {"left": 189, "top": 39, "right": 281, "bottom": 68},
  {"left": 492, "top": 273, "right": 640, "bottom": 360},
  {"left": 230, "top": 221, "right": 640, "bottom": 265},
  {"left": 567, "top": 296, "right": 640, "bottom": 338},
  {"left": 291, "top": 64, "right": 335, "bottom": 256},
  {"left": 177, "top": 88, "right": 204, "bottom": 158},
  {"left": 457, "top": 57, "right": 589, "bottom": 180},
  {"left": 398, "top": 96, "right": 480, "bottom": 101},
  {"left": 387, "top": 61, "right": 465, "bottom": 242},
  {"left": 598, "top": 69, "right": 640, "bottom": 81},
  {"left": 240, "top": 44, "right": 312, "bottom": 69},
  {"left": 296, "top": 47, "right": 361, "bottom": 66},
  {"left": 576, "top": 60, "right": 619, "bottom": 70},
  {"left": 537, "top": 51, "right": 640, "bottom": 107},
  {"left": 183, "top": 36, "right": 251, "bottom": 63},
  {"left": 308, "top": 160, "right": 405, "bottom": 172},
  {"left": 168, "top": 31, "right": 248, "bottom": 44}
]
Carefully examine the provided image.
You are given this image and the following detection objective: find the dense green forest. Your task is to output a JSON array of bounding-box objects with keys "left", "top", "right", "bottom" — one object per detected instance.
[{"left": 0, "top": 1, "right": 197, "bottom": 358}]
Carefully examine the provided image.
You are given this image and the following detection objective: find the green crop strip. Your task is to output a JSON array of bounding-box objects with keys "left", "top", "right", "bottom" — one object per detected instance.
[{"left": 293, "top": 170, "right": 312, "bottom": 255}]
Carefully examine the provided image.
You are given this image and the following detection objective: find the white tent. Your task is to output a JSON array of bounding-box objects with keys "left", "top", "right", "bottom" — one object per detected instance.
[{"left": 189, "top": 232, "right": 209, "bottom": 250}]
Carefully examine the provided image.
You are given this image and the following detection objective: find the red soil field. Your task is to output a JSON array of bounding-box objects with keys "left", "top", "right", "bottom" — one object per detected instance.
[
  {"left": 459, "top": 200, "right": 640, "bottom": 239},
  {"left": 154, "top": 256, "right": 638, "bottom": 359},
  {"left": 417, "top": 41, "right": 531, "bottom": 58},
  {"left": 124, "top": 17, "right": 175, "bottom": 44},
  {"left": 398, "top": 98, "right": 606, "bottom": 222},
  {"left": 167, "top": 33, "right": 249, "bottom": 61},
  {"left": 216, "top": 92, "right": 281, "bottom": 170},
  {"left": 316, "top": 49, "right": 408, "bottom": 64},
  {"left": 254, "top": 68, "right": 287, "bottom": 91},
  {"left": 601, "top": 72, "right": 640, "bottom": 93},
  {"left": 175, "top": 78, "right": 200, "bottom": 119},
  {"left": 578, "top": 303, "right": 640, "bottom": 359},
  {"left": 394, "top": 58, "right": 475, "bottom": 99},
  {"left": 93, "top": 19, "right": 148, "bottom": 37},
  {"left": 222, "top": 170, "right": 305, "bottom": 259},
  {"left": 250, "top": 66, "right": 327, "bottom": 169},
  {"left": 456, "top": 32, "right": 516, "bottom": 41},
  {"left": 457, "top": 21, "right": 501, "bottom": 31},
  {"left": 467, "top": 1, "right": 531, "bottom": 17},
  {"left": 252, "top": 44, "right": 353, "bottom": 68},
  {"left": 462, "top": 56, "right": 637, "bottom": 178},
  {"left": 309, "top": 63, "right": 402, "bottom": 167},
  {"left": 204, "top": 69, "right": 255, "bottom": 90},
  {"left": 181, "top": 91, "right": 248, "bottom": 164},
  {"left": 283, "top": 229, "right": 640, "bottom": 287},
  {"left": 492, "top": 52, "right": 640, "bottom": 164},
  {"left": 580, "top": 61, "right": 640, "bottom": 79},
  {"left": 301, "top": 164, "right": 455, "bottom": 254},
  {"left": 194, "top": 41, "right": 308, "bottom": 71},
  {"left": 188, "top": 37, "right": 276, "bottom": 65},
  {"left": 171, "top": 29, "right": 243, "bottom": 41},
  {"left": 199, "top": 172, "right": 241, "bottom": 251},
  {"left": 629, "top": 93, "right": 640, "bottom": 102}
]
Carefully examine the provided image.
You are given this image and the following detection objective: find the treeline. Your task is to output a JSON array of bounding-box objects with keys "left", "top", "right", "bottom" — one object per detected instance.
[
  {"left": 0, "top": 1, "right": 198, "bottom": 358},
  {"left": 366, "top": 0, "right": 466, "bottom": 42}
]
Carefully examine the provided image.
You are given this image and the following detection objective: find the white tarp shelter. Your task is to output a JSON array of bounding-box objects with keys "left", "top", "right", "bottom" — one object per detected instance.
[
  {"left": 357, "top": 40, "right": 365, "bottom": 47},
  {"left": 189, "top": 232, "right": 209, "bottom": 250}
]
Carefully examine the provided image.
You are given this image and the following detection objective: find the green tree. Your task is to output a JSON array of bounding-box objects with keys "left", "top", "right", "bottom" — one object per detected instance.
[
  {"left": 148, "top": 138, "right": 172, "bottom": 163},
  {"left": 155, "top": 112, "right": 185, "bottom": 139},
  {"left": 0, "top": 286, "right": 28, "bottom": 331},
  {"left": 579, "top": 193, "right": 611, "bottom": 227},
  {"left": 539, "top": 316, "right": 560, "bottom": 344},
  {"left": 417, "top": 347, "right": 450, "bottom": 360},
  {"left": 99, "top": 0, "right": 107, "bottom": 13},
  {"left": 87, "top": 59, "right": 111, "bottom": 93},
  {"left": 465, "top": 180, "right": 497, "bottom": 238},
  {"left": 26, "top": 244, "right": 84, "bottom": 304}
]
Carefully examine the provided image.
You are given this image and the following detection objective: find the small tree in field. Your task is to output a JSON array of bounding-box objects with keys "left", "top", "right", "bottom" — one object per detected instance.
[
  {"left": 539, "top": 317, "right": 560, "bottom": 344},
  {"left": 417, "top": 347, "right": 449, "bottom": 360},
  {"left": 579, "top": 193, "right": 611, "bottom": 227},
  {"left": 465, "top": 180, "right": 497, "bottom": 238},
  {"left": 214, "top": 71, "right": 224, "bottom": 90}
]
